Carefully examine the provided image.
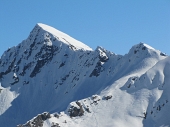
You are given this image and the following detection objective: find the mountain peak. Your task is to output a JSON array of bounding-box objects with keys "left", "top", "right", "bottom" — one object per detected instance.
[
  {"left": 34, "top": 23, "right": 92, "bottom": 51},
  {"left": 128, "top": 42, "right": 158, "bottom": 56},
  {"left": 1, "top": 23, "right": 170, "bottom": 127},
  {"left": 132, "top": 42, "right": 155, "bottom": 51},
  {"left": 136, "top": 42, "right": 155, "bottom": 50}
]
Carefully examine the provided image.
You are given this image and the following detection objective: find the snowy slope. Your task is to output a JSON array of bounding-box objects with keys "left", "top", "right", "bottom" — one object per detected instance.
[
  {"left": 20, "top": 54, "right": 170, "bottom": 127},
  {"left": 40, "top": 49, "right": 170, "bottom": 127},
  {"left": 0, "top": 23, "right": 168, "bottom": 127},
  {"left": 36, "top": 23, "right": 92, "bottom": 50}
]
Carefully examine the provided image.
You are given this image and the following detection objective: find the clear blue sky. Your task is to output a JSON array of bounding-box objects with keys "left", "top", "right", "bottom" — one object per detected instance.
[{"left": 0, "top": 1, "right": 170, "bottom": 55}]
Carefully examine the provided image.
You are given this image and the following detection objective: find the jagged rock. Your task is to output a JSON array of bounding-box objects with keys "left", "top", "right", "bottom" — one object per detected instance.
[
  {"left": 59, "top": 62, "right": 65, "bottom": 68},
  {"left": 51, "top": 122, "right": 60, "bottom": 127},
  {"left": 104, "top": 95, "right": 112, "bottom": 100},
  {"left": 90, "top": 62, "right": 104, "bottom": 77},
  {"left": 54, "top": 113, "right": 60, "bottom": 118},
  {"left": 18, "top": 112, "right": 51, "bottom": 127},
  {"left": 68, "top": 101, "right": 84, "bottom": 117},
  {"left": 160, "top": 52, "right": 167, "bottom": 56}
]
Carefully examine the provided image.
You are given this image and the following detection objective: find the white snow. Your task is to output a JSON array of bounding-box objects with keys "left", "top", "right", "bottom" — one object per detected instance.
[
  {"left": 143, "top": 43, "right": 155, "bottom": 50},
  {"left": 0, "top": 23, "right": 169, "bottom": 127},
  {"left": 0, "top": 85, "right": 19, "bottom": 115},
  {"left": 37, "top": 23, "right": 92, "bottom": 50}
]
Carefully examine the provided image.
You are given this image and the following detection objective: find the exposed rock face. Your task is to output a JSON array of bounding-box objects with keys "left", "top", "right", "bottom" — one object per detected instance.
[
  {"left": 104, "top": 95, "right": 112, "bottom": 100},
  {"left": 68, "top": 101, "right": 84, "bottom": 117},
  {"left": 17, "top": 112, "right": 51, "bottom": 127}
]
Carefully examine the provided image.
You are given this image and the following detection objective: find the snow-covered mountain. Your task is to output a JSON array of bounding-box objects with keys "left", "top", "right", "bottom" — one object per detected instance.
[{"left": 0, "top": 23, "right": 169, "bottom": 127}]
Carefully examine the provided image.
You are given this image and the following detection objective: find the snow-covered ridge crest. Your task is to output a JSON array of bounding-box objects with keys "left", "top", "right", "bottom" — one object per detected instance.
[
  {"left": 127, "top": 42, "right": 167, "bottom": 57},
  {"left": 35, "top": 23, "right": 92, "bottom": 50},
  {"left": 0, "top": 23, "right": 169, "bottom": 127}
]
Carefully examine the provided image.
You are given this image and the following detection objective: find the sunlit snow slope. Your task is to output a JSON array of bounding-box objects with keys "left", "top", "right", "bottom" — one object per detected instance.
[{"left": 0, "top": 23, "right": 169, "bottom": 127}]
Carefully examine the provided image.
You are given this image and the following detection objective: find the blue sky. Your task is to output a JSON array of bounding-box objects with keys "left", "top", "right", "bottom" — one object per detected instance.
[{"left": 0, "top": 1, "right": 170, "bottom": 55}]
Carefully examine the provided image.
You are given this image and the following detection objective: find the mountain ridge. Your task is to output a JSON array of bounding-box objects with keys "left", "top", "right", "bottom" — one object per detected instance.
[
  {"left": 0, "top": 23, "right": 169, "bottom": 127},
  {"left": 33, "top": 23, "right": 92, "bottom": 50}
]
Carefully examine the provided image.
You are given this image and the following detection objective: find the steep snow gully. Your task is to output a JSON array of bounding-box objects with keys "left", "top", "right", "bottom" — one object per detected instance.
[{"left": 0, "top": 23, "right": 169, "bottom": 127}]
